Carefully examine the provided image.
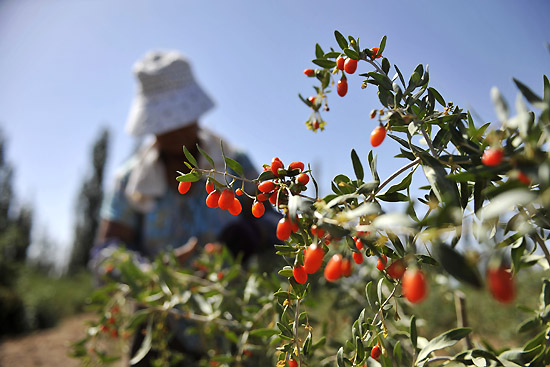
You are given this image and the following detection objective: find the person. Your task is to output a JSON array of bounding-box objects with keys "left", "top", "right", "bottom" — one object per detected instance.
[{"left": 90, "top": 50, "right": 279, "bottom": 366}]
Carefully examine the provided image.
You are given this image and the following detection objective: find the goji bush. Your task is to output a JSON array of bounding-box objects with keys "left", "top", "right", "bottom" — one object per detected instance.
[{"left": 74, "top": 31, "right": 550, "bottom": 367}]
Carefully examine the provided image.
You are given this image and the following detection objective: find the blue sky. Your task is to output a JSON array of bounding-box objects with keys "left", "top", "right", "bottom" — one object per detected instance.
[{"left": 0, "top": 0, "right": 548, "bottom": 267}]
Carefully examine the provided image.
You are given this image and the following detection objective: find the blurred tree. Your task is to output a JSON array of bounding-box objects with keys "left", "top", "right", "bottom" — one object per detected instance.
[{"left": 68, "top": 128, "right": 109, "bottom": 274}]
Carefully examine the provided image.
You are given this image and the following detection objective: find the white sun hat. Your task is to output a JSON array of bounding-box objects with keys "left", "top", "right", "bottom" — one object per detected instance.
[{"left": 125, "top": 50, "right": 215, "bottom": 136}]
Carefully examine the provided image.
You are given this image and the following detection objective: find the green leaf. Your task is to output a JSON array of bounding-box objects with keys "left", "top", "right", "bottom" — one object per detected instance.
[
  {"left": 420, "top": 153, "right": 460, "bottom": 206},
  {"left": 278, "top": 266, "right": 294, "bottom": 278},
  {"left": 386, "top": 171, "right": 414, "bottom": 194},
  {"left": 337, "top": 347, "right": 345, "bottom": 367},
  {"left": 224, "top": 157, "right": 244, "bottom": 177},
  {"left": 432, "top": 242, "right": 482, "bottom": 288},
  {"left": 249, "top": 328, "right": 279, "bottom": 338},
  {"left": 410, "top": 315, "right": 418, "bottom": 349},
  {"left": 334, "top": 30, "right": 348, "bottom": 49},
  {"left": 312, "top": 58, "right": 336, "bottom": 68},
  {"left": 129, "top": 317, "right": 153, "bottom": 365},
  {"left": 183, "top": 145, "right": 198, "bottom": 168},
  {"left": 513, "top": 78, "right": 543, "bottom": 104},
  {"left": 176, "top": 171, "right": 202, "bottom": 182},
  {"left": 376, "top": 192, "right": 409, "bottom": 202},
  {"left": 428, "top": 87, "right": 446, "bottom": 107},
  {"left": 416, "top": 328, "right": 472, "bottom": 363},
  {"left": 351, "top": 149, "right": 364, "bottom": 181},
  {"left": 480, "top": 189, "right": 536, "bottom": 220},
  {"left": 367, "top": 72, "right": 393, "bottom": 90},
  {"left": 500, "top": 345, "right": 544, "bottom": 365},
  {"left": 196, "top": 144, "right": 215, "bottom": 168},
  {"left": 394, "top": 65, "right": 406, "bottom": 88},
  {"left": 368, "top": 151, "right": 379, "bottom": 182},
  {"left": 315, "top": 43, "right": 324, "bottom": 59},
  {"left": 379, "top": 35, "right": 387, "bottom": 54},
  {"left": 344, "top": 48, "right": 359, "bottom": 60}
]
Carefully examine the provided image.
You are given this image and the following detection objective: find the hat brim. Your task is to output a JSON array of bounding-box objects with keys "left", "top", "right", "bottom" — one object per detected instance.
[{"left": 125, "top": 81, "right": 215, "bottom": 136}]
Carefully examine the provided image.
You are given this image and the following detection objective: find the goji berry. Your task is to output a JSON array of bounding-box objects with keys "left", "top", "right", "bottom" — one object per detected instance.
[
  {"left": 336, "top": 56, "right": 345, "bottom": 71},
  {"left": 386, "top": 259, "right": 406, "bottom": 279},
  {"left": 228, "top": 198, "right": 242, "bottom": 215},
  {"left": 206, "top": 191, "right": 221, "bottom": 208},
  {"left": 288, "top": 358, "right": 298, "bottom": 367},
  {"left": 304, "top": 244, "right": 324, "bottom": 274},
  {"left": 371, "top": 344, "right": 381, "bottom": 360},
  {"left": 218, "top": 189, "right": 235, "bottom": 210},
  {"left": 344, "top": 58, "right": 358, "bottom": 74},
  {"left": 487, "top": 265, "right": 516, "bottom": 303},
  {"left": 178, "top": 181, "right": 191, "bottom": 195},
  {"left": 258, "top": 181, "right": 276, "bottom": 193},
  {"left": 311, "top": 225, "right": 325, "bottom": 238},
  {"left": 341, "top": 258, "right": 352, "bottom": 277},
  {"left": 271, "top": 159, "right": 284, "bottom": 177},
  {"left": 337, "top": 78, "right": 348, "bottom": 97},
  {"left": 518, "top": 171, "right": 531, "bottom": 185},
  {"left": 251, "top": 201, "right": 265, "bottom": 218},
  {"left": 293, "top": 265, "right": 307, "bottom": 284},
  {"left": 205, "top": 181, "right": 215, "bottom": 194},
  {"left": 324, "top": 254, "right": 343, "bottom": 282},
  {"left": 370, "top": 125, "right": 386, "bottom": 147},
  {"left": 297, "top": 173, "right": 309, "bottom": 185},
  {"left": 370, "top": 47, "right": 382, "bottom": 59},
  {"left": 269, "top": 191, "right": 279, "bottom": 205},
  {"left": 376, "top": 255, "right": 387, "bottom": 271},
  {"left": 352, "top": 251, "right": 363, "bottom": 265},
  {"left": 276, "top": 218, "right": 292, "bottom": 241},
  {"left": 481, "top": 148, "right": 504, "bottom": 166},
  {"left": 402, "top": 269, "right": 428, "bottom": 303},
  {"left": 235, "top": 188, "right": 244, "bottom": 196},
  {"left": 256, "top": 193, "right": 268, "bottom": 201},
  {"left": 308, "top": 96, "right": 316, "bottom": 104},
  {"left": 313, "top": 120, "right": 320, "bottom": 130},
  {"left": 304, "top": 68, "right": 315, "bottom": 77},
  {"left": 354, "top": 237, "right": 364, "bottom": 250},
  {"left": 289, "top": 161, "right": 305, "bottom": 172}
]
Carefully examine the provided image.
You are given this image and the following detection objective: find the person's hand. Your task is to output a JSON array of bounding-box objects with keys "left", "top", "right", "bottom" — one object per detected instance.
[{"left": 173, "top": 237, "right": 199, "bottom": 265}]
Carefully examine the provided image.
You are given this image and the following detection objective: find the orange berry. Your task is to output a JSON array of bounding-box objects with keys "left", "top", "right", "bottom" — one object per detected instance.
[
  {"left": 354, "top": 237, "right": 364, "bottom": 250},
  {"left": 402, "top": 269, "right": 428, "bottom": 303},
  {"left": 481, "top": 148, "right": 504, "bottom": 166},
  {"left": 293, "top": 265, "right": 307, "bottom": 284},
  {"left": 344, "top": 58, "right": 358, "bottom": 74},
  {"left": 206, "top": 191, "right": 221, "bottom": 208},
  {"left": 271, "top": 158, "right": 284, "bottom": 177},
  {"left": 178, "top": 181, "right": 191, "bottom": 195},
  {"left": 324, "top": 254, "right": 343, "bottom": 282},
  {"left": 228, "top": 198, "right": 242, "bottom": 215},
  {"left": 386, "top": 259, "right": 406, "bottom": 279},
  {"left": 218, "top": 189, "right": 235, "bottom": 210},
  {"left": 258, "top": 181, "right": 276, "bottom": 193},
  {"left": 276, "top": 218, "right": 292, "bottom": 241},
  {"left": 518, "top": 172, "right": 531, "bottom": 185},
  {"left": 370, "top": 344, "right": 381, "bottom": 360},
  {"left": 251, "top": 201, "right": 265, "bottom": 218},
  {"left": 336, "top": 56, "right": 345, "bottom": 71},
  {"left": 370, "top": 125, "right": 386, "bottom": 147},
  {"left": 341, "top": 258, "right": 352, "bottom": 277},
  {"left": 311, "top": 225, "right": 325, "bottom": 238},
  {"left": 235, "top": 188, "right": 244, "bottom": 196},
  {"left": 256, "top": 193, "right": 268, "bottom": 201},
  {"left": 297, "top": 173, "right": 309, "bottom": 185},
  {"left": 337, "top": 78, "right": 348, "bottom": 97},
  {"left": 269, "top": 191, "right": 279, "bottom": 205},
  {"left": 304, "top": 244, "right": 324, "bottom": 274},
  {"left": 205, "top": 181, "right": 215, "bottom": 194},
  {"left": 487, "top": 265, "right": 516, "bottom": 303},
  {"left": 376, "top": 255, "right": 387, "bottom": 271},
  {"left": 370, "top": 47, "right": 381, "bottom": 59},
  {"left": 304, "top": 68, "right": 315, "bottom": 77},
  {"left": 288, "top": 358, "right": 298, "bottom": 367},
  {"left": 289, "top": 161, "right": 305, "bottom": 172}
]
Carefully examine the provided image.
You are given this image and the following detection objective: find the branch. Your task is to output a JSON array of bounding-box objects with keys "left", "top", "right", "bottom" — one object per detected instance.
[
  {"left": 372, "top": 157, "right": 421, "bottom": 197},
  {"left": 420, "top": 125, "right": 438, "bottom": 157}
]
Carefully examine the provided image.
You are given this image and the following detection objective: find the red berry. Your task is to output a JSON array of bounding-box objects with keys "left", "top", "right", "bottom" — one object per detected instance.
[
  {"left": 337, "top": 78, "right": 348, "bottom": 97},
  {"left": 344, "top": 58, "right": 358, "bottom": 74},
  {"left": 217, "top": 271, "right": 224, "bottom": 280},
  {"left": 235, "top": 188, "right": 244, "bottom": 196},
  {"left": 352, "top": 251, "right": 363, "bottom": 265},
  {"left": 206, "top": 191, "right": 221, "bottom": 208},
  {"left": 370, "top": 345, "right": 382, "bottom": 360},
  {"left": 518, "top": 172, "right": 531, "bottom": 185},
  {"left": 288, "top": 358, "right": 298, "bottom": 367},
  {"left": 269, "top": 190, "right": 279, "bottom": 205},
  {"left": 289, "top": 217, "right": 300, "bottom": 233},
  {"left": 308, "top": 96, "right": 316, "bottom": 105},
  {"left": 386, "top": 259, "right": 406, "bottom": 279},
  {"left": 205, "top": 181, "right": 215, "bottom": 194},
  {"left": 487, "top": 265, "right": 516, "bottom": 303},
  {"left": 376, "top": 255, "right": 387, "bottom": 271},
  {"left": 341, "top": 258, "right": 352, "bottom": 277},
  {"left": 324, "top": 254, "right": 343, "bottom": 282},
  {"left": 354, "top": 237, "right": 364, "bottom": 250},
  {"left": 336, "top": 56, "right": 345, "bottom": 71},
  {"left": 481, "top": 148, "right": 504, "bottom": 166},
  {"left": 271, "top": 159, "right": 284, "bottom": 177},
  {"left": 256, "top": 193, "right": 268, "bottom": 202},
  {"left": 293, "top": 265, "right": 307, "bottom": 284},
  {"left": 289, "top": 161, "right": 305, "bottom": 172},
  {"left": 228, "top": 198, "right": 242, "bottom": 215},
  {"left": 312, "top": 120, "right": 320, "bottom": 130},
  {"left": 178, "top": 181, "right": 191, "bottom": 195},
  {"left": 218, "top": 189, "right": 235, "bottom": 210},
  {"left": 276, "top": 218, "right": 292, "bottom": 241},
  {"left": 304, "top": 68, "right": 315, "bottom": 77},
  {"left": 297, "top": 173, "right": 309, "bottom": 185},
  {"left": 310, "top": 225, "right": 325, "bottom": 238},
  {"left": 251, "top": 201, "right": 265, "bottom": 218},
  {"left": 304, "top": 244, "right": 324, "bottom": 274},
  {"left": 370, "top": 125, "right": 386, "bottom": 147},
  {"left": 370, "top": 47, "right": 381, "bottom": 59},
  {"left": 402, "top": 269, "right": 428, "bottom": 303},
  {"left": 258, "top": 181, "right": 276, "bottom": 193}
]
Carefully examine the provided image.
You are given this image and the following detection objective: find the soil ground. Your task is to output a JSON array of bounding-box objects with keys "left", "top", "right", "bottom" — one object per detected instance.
[{"left": 0, "top": 313, "right": 125, "bottom": 367}]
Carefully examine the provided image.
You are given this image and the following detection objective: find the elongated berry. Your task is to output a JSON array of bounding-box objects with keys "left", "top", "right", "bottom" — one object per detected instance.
[
  {"left": 293, "top": 265, "right": 307, "bottom": 284},
  {"left": 304, "top": 68, "right": 315, "bottom": 77},
  {"left": 337, "top": 78, "right": 348, "bottom": 97},
  {"left": 251, "top": 201, "right": 265, "bottom": 218},
  {"left": 310, "top": 224, "right": 325, "bottom": 238},
  {"left": 370, "top": 47, "right": 382, "bottom": 59},
  {"left": 402, "top": 269, "right": 428, "bottom": 303},
  {"left": 376, "top": 255, "right": 388, "bottom": 271},
  {"left": 482, "top": 148, "right": 504, "bottom": 166},
  {"left": 271, "top": 158, "right": 284, "bottom": 177},
  {"left": 178, "top": 181, "right": 191, "bottom": 195},
  {"left": 228, "top": 198, "right": 242, "bottom": 215},
  {"left": 288, "top": 358, "right": 298, "bottom": 367},
  {"left": 276, "top": 218, "right": 292, "bottom": 241},
  {"left": 344, "top": 58, "right": 358, "bottom": 74},
  {"left": 336, "top": 56, "right": 345, "bottom": 71},
  {"left": 352, "top": 251, "right": 363, "bottom": 265},
  {"left": 206, "top": 191, "right": 221, "bottom": 208},
  {"left": 324, "top": 254, "right": 343, "bottom": 282},
  {"left": 218, "top": 189, "right": 235, "bottom": 210},
  {"left": 370, "top": 125, "right": 386, "bottom": 147},
  {"left": 487, "top": 265, "right": 515, "bottom": 303},
  {"left": 304, "top": 244, "right": 324, "bottom": 274},
  {"left": 341, "top": 258, "right": 352, "bottom": 277},
  {"left": 258, "top": 181, "right": 276, "bottom": 193},
  {"left": 289, "top": 161, "right": 305, "bottom": 172},
  {"left": 387, "top": 259, "right": 406, "bottom": 279},
  {"left": 371, "top": 345, "right": 382, "bottom": 360},
  {"left": 205, "top": 181, "right": 215, "bottom": 194}
]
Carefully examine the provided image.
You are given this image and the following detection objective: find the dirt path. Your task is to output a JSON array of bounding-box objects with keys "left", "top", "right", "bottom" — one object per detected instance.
[{"left": 0, "top": 313, "right": 124, "bottom": 367}]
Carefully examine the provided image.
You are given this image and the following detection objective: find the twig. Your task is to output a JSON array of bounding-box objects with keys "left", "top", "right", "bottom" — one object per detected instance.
[
  {"left": 425, "top": 356, "right": 452, "bottom": 365},
  {"left": 454, "top": 291, "right": 473, "bottom": 349},
  {"left": 294, "top": 298, "right": 303, "bottom": 365},
  {"left": 420, "top": 125, "right": 438, "bottom": 157},
  {"left": 371, "top": 157, "right": 421, "bottom": 198}
]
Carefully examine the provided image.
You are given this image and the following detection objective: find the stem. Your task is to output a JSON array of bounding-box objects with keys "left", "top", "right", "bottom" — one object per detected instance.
[
  {"left": 371, "top": 157, "right": 421, "bottom": 198},
  {"left": 294, "top": 298, "right": 303, "bottom": 365},
  {"left": 420, "top": 125, "right": 438, "bottom": 157},
  {"left": 425, "top": 356, "right": 452, "bottom": 365},
  {"left": 454, "top": 291, "right": 473, "bottom": 349},
  {"left": 533, "top": 233, "right": 550, "bottom": 269},
  {"left": 196, "top": 168, "right": 256, "bottom": 184}
]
